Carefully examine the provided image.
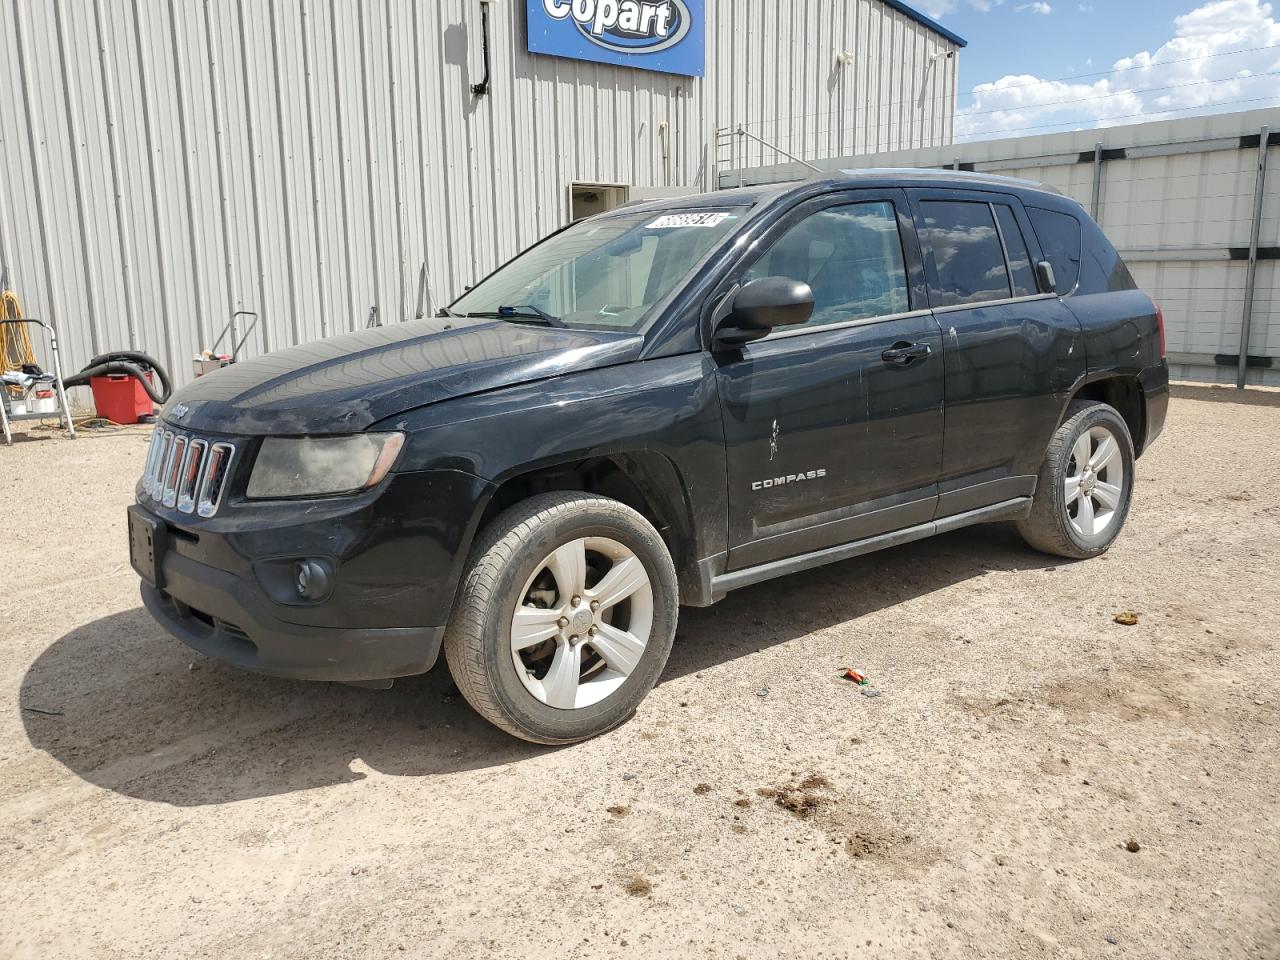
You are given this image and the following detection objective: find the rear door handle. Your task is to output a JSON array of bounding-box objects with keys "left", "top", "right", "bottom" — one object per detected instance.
[{"left": 881, "top": 341, "right": 932, "bottom": 365}]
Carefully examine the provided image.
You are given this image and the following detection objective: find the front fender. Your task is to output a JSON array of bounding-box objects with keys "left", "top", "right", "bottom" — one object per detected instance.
[{"left": 380, "top": 354, "right": 729, "bottom": 605}]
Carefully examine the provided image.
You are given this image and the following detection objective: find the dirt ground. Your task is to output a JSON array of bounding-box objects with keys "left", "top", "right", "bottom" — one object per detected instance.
[{"left": 1, "top": 384, "right": 1278, "bottom": 960}]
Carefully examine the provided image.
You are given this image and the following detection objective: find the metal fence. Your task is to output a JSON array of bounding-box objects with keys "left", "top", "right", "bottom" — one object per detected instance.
[{"left": 715, "top": 107, "right": 1280, "bottom": 388}]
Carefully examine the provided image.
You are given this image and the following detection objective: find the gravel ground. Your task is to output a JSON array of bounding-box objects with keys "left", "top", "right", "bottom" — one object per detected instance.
[{"left": 1, "top": 384, "right": 1278, "bottom": 960}]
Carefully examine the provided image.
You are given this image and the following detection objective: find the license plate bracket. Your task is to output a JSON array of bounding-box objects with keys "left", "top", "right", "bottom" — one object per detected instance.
[{"left": 128, "top": 505, "right": 166, "bottom": 589}]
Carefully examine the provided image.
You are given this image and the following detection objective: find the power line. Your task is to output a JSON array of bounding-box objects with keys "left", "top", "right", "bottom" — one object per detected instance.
[
  {"left": 722, "top": 73, "right": 1280, "bottom": 151},
  {"left": 953, "top": 94, "right": 1280, "bottom": 139},
  {"left": 955, "top": 40, "right": 1280, "bottom": 98},
  {"left": 736, "top": 41, "right": 1280, "bottom": 132},
  {"left": 956, "top": 70, "right": 1280, "bottom": 121}
]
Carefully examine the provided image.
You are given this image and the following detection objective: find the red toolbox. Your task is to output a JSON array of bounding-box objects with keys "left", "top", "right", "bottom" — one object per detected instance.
[{"left": 90, "top": 372, "right": 154, "bottom": 424}]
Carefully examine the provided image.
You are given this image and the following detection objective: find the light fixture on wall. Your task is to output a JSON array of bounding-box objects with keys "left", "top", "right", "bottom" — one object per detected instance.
[{"left": 834, "top": 49, "right": 854, "bottom": 69}]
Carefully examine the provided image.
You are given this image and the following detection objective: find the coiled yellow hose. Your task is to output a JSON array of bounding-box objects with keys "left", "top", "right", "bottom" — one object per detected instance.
[{"left": 1, "top": 290, "right": 37, "bottom": 373}]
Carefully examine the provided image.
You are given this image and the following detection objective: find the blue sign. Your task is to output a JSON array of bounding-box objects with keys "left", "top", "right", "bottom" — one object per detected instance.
[{"left": 527, "top": 0, "right": 705, "bottom": 78}]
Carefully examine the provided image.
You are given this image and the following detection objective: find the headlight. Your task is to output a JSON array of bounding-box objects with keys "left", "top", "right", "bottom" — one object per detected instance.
[{"left": 246, "top": 433, "right": 405, "bottom": 499}]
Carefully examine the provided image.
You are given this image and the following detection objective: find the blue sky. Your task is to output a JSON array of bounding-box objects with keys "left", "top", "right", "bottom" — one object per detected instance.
[
  {"left": 913, "top": 0, "right": 1280, "bottom": 139},
  {"left": 947, "top": 3, "right": 1181, "bottom": 86}
]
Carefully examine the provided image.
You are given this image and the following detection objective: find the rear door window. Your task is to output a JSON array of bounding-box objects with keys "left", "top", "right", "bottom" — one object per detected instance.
[
  {"left": 918, "top": 201, "right": 1012, "bottom": 307},
  {"left": 1026, "top": 206, "right": 1082, "bottom": 294},
  {"left": 993, "top": 205, "right": 1037, "bottom": 298}
]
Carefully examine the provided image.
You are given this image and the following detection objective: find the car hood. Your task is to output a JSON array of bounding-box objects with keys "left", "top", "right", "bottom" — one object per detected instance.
[{"left": 165, "top": 318, "right": 645, "bottom": 435}]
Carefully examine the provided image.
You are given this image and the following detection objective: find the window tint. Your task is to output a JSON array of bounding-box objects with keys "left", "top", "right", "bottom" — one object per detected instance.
[
  {"left": 919, "top": 201, "right": 1012, "bottom": 306},
  {"left": 1027, "top": 206, "right": 1082, "bottom": 294},
  {"left": 451, "top": 207, "right": 746, "bottom": 331},
  {"left": 994, "top": 205, "right": 1037, "bottom": 298},
  {"left": 744, "top": 201, "right": 910, "bottom": 328},
  {"left": 1078, "top": 216, "right": 1138, "bottom": 295}
]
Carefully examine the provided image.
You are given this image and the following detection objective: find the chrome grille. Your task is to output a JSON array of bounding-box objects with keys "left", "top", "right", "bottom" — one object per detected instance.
[{"left": 140, "top": 426, "right": 236, "bottom": 516}]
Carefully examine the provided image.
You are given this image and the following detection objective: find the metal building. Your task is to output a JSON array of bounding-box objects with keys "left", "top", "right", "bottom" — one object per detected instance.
[
  {"left": 0, "top": 0, "right": 962, "bottom": 392},
  {"left": 720, "top": 107, "right": 1280, "bottom": 388}
]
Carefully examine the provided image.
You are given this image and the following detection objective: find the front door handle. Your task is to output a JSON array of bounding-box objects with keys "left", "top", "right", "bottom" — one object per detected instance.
[{"left": 881, "top": 341, "right": 932, "bottom": 366}]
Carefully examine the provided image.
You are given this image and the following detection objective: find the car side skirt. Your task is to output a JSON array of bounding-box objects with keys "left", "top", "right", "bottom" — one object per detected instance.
[{"left": 708, "top": 497, "right": 1033, "bottom": 597}]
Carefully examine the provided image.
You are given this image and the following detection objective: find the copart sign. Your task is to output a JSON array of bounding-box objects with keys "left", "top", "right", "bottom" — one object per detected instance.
[{"left": 527, "top": 0, "right": 705, "bottom": 77}]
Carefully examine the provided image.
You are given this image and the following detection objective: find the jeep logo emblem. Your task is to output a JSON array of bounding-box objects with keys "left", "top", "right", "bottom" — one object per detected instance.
[
  {"left": 169, "top": 403, "right": 190, "bottom": 421},
  {"left": 543, "top": 0, "right": 693, "bottom": 55}
]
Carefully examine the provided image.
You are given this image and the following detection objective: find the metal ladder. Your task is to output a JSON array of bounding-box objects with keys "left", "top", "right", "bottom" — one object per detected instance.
[{"left": 1, "top": 318, "right": 76, "bottom": 445}]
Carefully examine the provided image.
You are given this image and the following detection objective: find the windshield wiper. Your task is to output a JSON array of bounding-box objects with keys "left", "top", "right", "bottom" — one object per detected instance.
[{"left": 466, "top": 304, "right": 566, "bottom": 328}]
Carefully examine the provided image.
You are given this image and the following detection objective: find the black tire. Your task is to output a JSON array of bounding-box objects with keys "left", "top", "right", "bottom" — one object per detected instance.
[
  {"left": 1017, "top": 400, "right": 1136, "bottom": 559},
  {"left": 443, "top": 492, "right": 678, "bottom": 745}
]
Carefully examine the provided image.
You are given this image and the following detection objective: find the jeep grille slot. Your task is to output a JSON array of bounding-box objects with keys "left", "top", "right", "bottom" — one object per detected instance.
[
  {"left": 177, "top": 439, "right": 207, "bottom": 514},
  {"left": 161, "top": 435, "right": 187, "bottom": 507},
  {"left": 142, "top": 428, "right": 166, "bottom": 499},
  {"left": 140, "top": 427, "right": 236, "bottom": 517},
  {"left": 196, "top": 443, "right": 235, "bottom": 518}
]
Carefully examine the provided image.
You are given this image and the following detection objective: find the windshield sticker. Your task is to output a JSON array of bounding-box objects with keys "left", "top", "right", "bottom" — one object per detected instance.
[{"left": 645, "top": 211, "right": 732, "bottom": 230}]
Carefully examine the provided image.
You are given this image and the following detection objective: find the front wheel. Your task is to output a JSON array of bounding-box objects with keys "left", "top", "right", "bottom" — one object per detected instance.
[
  {"left": 443, "top": 492, "right": 678, "bottom": 744},
  {"left": 1017, "top": 400, "right": 1136, "bottom": 559}
]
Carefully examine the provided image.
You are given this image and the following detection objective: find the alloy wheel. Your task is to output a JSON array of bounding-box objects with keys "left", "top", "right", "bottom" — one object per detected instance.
[
  {"left": 509, "top": 537, "right": 654, "bottom": 710},
  {"left": 1064, "top": 425, "right": 1126, "bottom": 538}
]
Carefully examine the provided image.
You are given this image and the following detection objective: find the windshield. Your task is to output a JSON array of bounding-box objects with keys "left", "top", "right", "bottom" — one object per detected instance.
[{"left": 451, "top": 207, "right": 749, "bottom": 332}]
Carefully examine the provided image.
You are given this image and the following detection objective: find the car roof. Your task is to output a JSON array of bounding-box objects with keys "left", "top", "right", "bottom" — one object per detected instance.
[{"left": 614, "top": 168, "right": 1065, "bottom": 218}]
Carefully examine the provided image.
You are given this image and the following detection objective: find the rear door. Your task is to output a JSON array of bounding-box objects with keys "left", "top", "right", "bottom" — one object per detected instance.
[
  {"left": 907, "top": 189, "right": 1085, "bottom": 516},
  {"left": 714, "top": 189, "right": 946, "bottom": 569}
]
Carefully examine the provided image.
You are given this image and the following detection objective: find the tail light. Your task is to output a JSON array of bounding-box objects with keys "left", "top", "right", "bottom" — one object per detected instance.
[{"left": 1154, "top": 302, "right": 1167, "bottom": 359}]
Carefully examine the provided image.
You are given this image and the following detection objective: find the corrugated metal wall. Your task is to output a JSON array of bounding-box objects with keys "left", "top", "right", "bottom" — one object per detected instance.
[
  {"left": 714, "top": 0, "right": 958, "bottom": 172},
  {"left": 0, "top": 0, "right": 958, "bottom": 394},
  {"left": 723, "top": 108, "right": 1280, "bottom": 387}
]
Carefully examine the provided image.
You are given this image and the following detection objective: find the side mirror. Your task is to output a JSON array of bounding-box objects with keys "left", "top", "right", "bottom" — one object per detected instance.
[
  {"left": 714, "top": 277, "right": 814, "bottom": 345},
  {"left": 1035, "top": 260, "right": 1058, "bottom": 294}
]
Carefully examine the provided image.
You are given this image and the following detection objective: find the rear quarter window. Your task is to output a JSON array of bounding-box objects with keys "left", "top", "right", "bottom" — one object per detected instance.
[
  {"left": 1027, "top": 206, "right": 1082, "bottom": 295},
  {"left": 1078, "top": 216, "right": 1138, "bottom": 295},
  {"left": 1028, "top": 205, "right": 1136, "bottom": 296}
]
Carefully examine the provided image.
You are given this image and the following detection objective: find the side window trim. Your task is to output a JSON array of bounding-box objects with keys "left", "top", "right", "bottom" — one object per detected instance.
[
  {"left": 988, "top": 202, "right": 1017, "bottom": 298},
  {"left": 929, "top": 291, "right": 1059, "bottom": 316},
  {"left": 760, "top": 306, "right": 937, "bottom": 341}
]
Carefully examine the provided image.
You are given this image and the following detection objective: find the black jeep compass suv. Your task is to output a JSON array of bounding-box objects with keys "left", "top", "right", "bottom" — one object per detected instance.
[{"left": 129, "top": 170, "right": 1169, "bottom": 743}]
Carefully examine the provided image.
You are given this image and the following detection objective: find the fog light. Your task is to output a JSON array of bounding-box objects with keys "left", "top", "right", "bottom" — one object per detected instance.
[{"left": 295, "top": 560, "right": 330, "bottom": 601}]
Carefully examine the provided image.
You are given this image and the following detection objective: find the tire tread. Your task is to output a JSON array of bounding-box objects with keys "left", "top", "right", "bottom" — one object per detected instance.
[
  {"left": 443, "top": 492, "right": 674, "bottom": 744},
  {"left": 1017, "top": 400, "right": 1134, "bottom": 559}
]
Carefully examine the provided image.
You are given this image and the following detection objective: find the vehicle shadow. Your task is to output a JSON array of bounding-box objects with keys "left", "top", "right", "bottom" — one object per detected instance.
[
  {"left": 668, "top": 521, "right": 1062, "bottom": 677},
  {"left": 19, "top": 522, "right": 1062, "bottom": 807}
]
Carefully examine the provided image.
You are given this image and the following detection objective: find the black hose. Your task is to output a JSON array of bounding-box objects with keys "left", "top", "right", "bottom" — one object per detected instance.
[
  {"left": 83, "top": 350, "right": 173, "bottom": 403},
  {"left": 63, "top": 360, "right": 170, "bottom": 405}
]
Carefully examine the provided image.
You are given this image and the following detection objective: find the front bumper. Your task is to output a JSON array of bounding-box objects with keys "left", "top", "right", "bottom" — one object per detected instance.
[
  {"left": 132, "top": 465, "right": 491, "bottom": 681},
  {"left": 141, "top": 576, "right": 445, "bottom": 683}
]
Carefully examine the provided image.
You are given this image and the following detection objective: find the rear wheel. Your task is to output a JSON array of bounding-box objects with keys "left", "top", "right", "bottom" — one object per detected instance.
[
  {"left": 1017, "top": 400, "right": 1135, "bottom": 559},
  {"left": 444, "top": 492, "right": 678, "bottom": 744}
]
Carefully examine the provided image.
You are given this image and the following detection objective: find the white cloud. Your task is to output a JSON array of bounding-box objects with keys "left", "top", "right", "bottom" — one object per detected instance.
[
  {"left": 913, "top": 0, "right": 1006, "bottom": 16},
  {"left": 1016, "top": 2, "right": 1054, "bottom": 14},
  {"left": 914, "top": 0, "right": 958, "bottom": 17},
  {"left": 956, "top": 0, "right": 1280, "bottom": 140}
]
